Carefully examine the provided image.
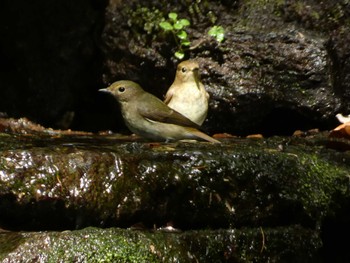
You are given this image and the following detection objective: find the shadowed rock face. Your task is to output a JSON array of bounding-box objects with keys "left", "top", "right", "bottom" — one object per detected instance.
[
  {"left": 0, "top": 0, "right": 107, "bottom": 131},
  {"left": 100, "top": 0, "right": 349, "bottom": 135}
]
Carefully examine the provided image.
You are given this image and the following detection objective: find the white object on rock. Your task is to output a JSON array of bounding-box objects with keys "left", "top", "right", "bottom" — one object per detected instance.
[{"left": 336, "top": 113, "right": 350, "bottom": 124}]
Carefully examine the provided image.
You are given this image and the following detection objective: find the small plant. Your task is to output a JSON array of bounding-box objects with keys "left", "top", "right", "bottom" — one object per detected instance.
[
  {"left": 159, "top": 12, "right": 191, "bottom": 59},
  {"left": 159, "top": 12, "right": 225, "bottom": 59},
  {"left": 127, "top": 5, "right": 225, "bottom": 59},
  {"left": 208, "top": 25, "right": 225, "bottom": 43}
]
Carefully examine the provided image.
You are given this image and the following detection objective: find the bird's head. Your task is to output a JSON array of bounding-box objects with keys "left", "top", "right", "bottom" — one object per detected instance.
[
  {"left": 99, "top": 80, "right": 144, "bottom": 102},
  {"left": 176, "top": 60, "right": 200, "bottom": 83}
]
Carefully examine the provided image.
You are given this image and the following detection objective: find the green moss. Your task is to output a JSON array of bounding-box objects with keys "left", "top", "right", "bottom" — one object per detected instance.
[
  {"left": 126, "top": 6, "right": 165, "bottom": 37},
  {"left": 48, "top": 228, "right": 159, "bottom": 262},
  {"left": 0, "top": 226, "right": 321, "bottom": 262},
  {"left": 294, "top": 152, "right": 349, "bottom": 220}
]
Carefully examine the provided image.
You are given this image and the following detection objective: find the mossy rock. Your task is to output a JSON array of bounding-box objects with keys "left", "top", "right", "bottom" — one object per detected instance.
[{"left": 0, "top": 226, "right": 321, "bottom": 262}]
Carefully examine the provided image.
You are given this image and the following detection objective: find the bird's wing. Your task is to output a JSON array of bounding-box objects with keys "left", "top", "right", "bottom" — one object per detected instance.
[
  {"left": 139, "top": 93, "right": 201, "bottom": 129},
  {"left": 163, "top": 86, "right": 174, "bottom": 104}
]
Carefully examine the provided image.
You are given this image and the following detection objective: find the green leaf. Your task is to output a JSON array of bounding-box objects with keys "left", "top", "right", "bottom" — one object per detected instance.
[
  {"left": 173, "top": 21, "right": 183, "bottom": 30},
  {"left": 217, "top": 26, "right": 225, "bottom": 34},
  {"left": 168, "top": 12, "right": 178, "bottom": 21},
  {"left": 215, "top": 32, "right": 225, "bottom": 42},
  {"left": 175, "top": 51, "right": 185, "bottom": 59},
  {"left": 181, "top": 40, "right": 191, "bottom": 46},
  {"left": 208, "top": 26, "right": 218, "bottom": 36},
  {"left": 179, "top": 19, "right": 190, "bottom": 27},
  {"left": 176, "top": 30, "right": 188, "bottom": 40},
  {"left": 208, "top": 26, "right": 225, "bottom": 42},
  {"left": 159, "top": 21, "right": 173, "bottom": 31}
]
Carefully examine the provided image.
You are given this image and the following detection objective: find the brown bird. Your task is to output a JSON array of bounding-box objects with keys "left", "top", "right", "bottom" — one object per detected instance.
[
  {"left": 100, "top": 80, "right": 220, "bottom": 143},
  {"left": 164, "top": 60, "right": 209, "bottom": 126}
]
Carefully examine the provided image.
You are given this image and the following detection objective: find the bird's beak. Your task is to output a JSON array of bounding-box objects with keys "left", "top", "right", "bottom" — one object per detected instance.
[{"left": 99, "top": 88, "right": 109, "bottom": 93}]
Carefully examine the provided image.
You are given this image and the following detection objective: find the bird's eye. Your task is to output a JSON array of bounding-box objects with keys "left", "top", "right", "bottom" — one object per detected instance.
[
  {"left": 181, "top": 67, "right": 187, "bottom": 73},
  {"left": 118, "top": 87, "right": 125, "bottom": 92}
]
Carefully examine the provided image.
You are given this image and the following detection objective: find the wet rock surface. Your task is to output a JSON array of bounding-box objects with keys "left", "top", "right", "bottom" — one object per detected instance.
[
  {"left": 0, "top": 119, "right": 349, "bottom": 261},
  {"left": 0, "top": 130, "right": 348, "bottom": 231}
]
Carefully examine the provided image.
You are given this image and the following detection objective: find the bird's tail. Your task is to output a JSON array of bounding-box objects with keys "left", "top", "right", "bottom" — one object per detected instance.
[{"left": 188, "top": 128, "right": 220, "bottom": 143}]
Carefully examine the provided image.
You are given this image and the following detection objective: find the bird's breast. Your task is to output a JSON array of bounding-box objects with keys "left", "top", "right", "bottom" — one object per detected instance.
[{"left": 172, "top": 83, "right": 207, "bottom": 101}]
